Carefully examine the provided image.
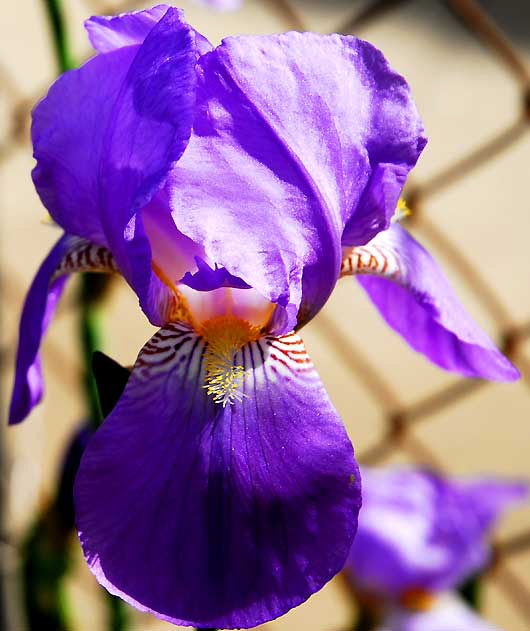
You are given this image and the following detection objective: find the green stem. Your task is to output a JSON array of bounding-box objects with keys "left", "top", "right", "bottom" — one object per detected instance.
[
  {"left": 79, "top": 275, "right": 105, "bottom": 429},
  {"left": 42, "top": 0, "right": 73, "bottom": 73}
]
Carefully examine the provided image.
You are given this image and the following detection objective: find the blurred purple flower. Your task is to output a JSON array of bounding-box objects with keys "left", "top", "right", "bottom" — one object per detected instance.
[
  {"left": 346, "top": 467, "right": 528, "bottom": 631},
  {"left": 8, "top": 4, "right": 518, "bottom": 628}
]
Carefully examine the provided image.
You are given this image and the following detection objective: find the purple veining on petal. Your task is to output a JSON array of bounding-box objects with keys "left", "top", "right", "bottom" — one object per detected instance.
[{"left": 75, "top": 324, "right": 360, "bottom": 628}]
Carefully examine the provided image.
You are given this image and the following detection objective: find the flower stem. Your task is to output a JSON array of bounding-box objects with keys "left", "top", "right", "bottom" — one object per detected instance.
[
  {"left": 79, "top": 274, "right": 107, "bottom": 429},
  {"left": 42, "top": 0, "right": 73, "bottom": 74}
]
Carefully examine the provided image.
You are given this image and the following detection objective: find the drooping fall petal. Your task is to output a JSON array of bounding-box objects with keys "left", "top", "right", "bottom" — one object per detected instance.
[
  {"left": 75, "top": 323, "right": 360, "bottom": 628},
  {"left": 9, "top": 235, "right": 117, "bottom": 424},
  {"left": 342, "top": 223, "right": 518, "bottom": 381}
]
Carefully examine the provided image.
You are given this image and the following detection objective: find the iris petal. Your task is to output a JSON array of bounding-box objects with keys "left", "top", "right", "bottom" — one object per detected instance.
[
  {"left": 9, "top": 235, "right": 117, "bottom": 424},
  {"left": 168, "top": 32, "right": 425, "bottom": 332},
  {"left": 84, "top": 5, "right": 172, "bottom": 53},
  {"left": 341, "top": 163, "right": 409, "bottom": 247},
  {"left": 343, "top": 223, "right": 519, "bottom": 381},
  {"left": 32, "top": 9, "right": 198, "bottom": 325},
  {"left": 32, "top": 47, "right": 136, "bottom": 245},
  {"left": 75, "top": 324, "right": 360, "bottom": 628},
  {"left": 85, "top": 5, "right": 213, "bottom": 58},
  {"left": 97, "top": 8, "right": 197, "bottom": 325},
  {"left": 142, "top": 191, "right": 205, "bottom": 286}
]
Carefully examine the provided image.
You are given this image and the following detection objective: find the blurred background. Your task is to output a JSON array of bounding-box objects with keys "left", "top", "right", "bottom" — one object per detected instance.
[{"left": 1, "top": 0, "right": 529, "bottom": 629}]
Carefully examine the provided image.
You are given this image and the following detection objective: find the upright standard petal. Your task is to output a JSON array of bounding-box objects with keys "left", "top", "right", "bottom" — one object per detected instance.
[
  {"left": 341, "top": 163, "right": 409, "bottom": 247},
  {"left": 9, "top": 235, "right": 117, "bottom": 424},
  {"left": 342, "top": 223, "right": 518, "bottom": 380},
  {"left": 379, "top": 594, "right": 501, "bottom": 631},
  {"left": 85, "top": 5, "right": 213, "bottom": 57},
  {"left": 33, "top": 9, "right": 198, "bottom": 325},
  {"left": 75, "top": 324, "right": 360, "bottom": 628},
  {"left": 32, "top": 46, "right": 137, "bottom": 244},
  {"left": 168, "top": 33, "right": 425, "bottom": 332},
  {"left": 85, "top": 5, "right": 171, "bottom": 53},
  {"left": 98, "top": 9, "right": 197, "bottom": 324}
]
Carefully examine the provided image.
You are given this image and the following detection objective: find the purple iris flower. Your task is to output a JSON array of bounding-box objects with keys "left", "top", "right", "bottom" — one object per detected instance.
[
  {"left": 345, "top": 467, "right": 528, "bottom": 631},
  {"left": 8, "top": 4, "right": 519, "bottom": 628}
]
